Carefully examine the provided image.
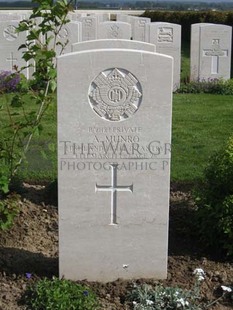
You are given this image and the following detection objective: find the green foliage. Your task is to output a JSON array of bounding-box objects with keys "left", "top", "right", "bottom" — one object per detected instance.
[
  {"left": 0, "top": 0, "right": 73, "bottom": 197},
  {"left": 195, "top": 136, "right": 233, "bottom": 257},
  {"left": 177, "top": 79, "right": 233, "bottom": 95},
  {"left": 0, "top": 193, "right": 20, "bottom": 230},
  {"left": 128, "top": 283, "right": 202, "bottom": 310},
  {"left": 17, "top": 0, "right": 73, "bottom": 90},
  {"left": 25, "top": 277, "right": 99, "bottom": 310}
]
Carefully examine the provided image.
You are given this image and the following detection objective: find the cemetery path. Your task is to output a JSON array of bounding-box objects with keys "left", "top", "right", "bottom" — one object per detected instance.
[{"left": 0, "top": 183, "right": 232, "bottom": 310}]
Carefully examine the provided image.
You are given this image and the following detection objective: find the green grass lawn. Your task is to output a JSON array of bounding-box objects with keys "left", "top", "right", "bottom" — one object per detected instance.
[
  {"left": 172, "top": 93, "right": 233, "bottom": 181},
  {"left": 0, "top": 93, "right": 57, "bottom": 182},
  {"left": 180, "top": 41, "right": 190, "bottom": 82},
  {"left": 0, "top": 93, "right": 232, "bottom": 183}
]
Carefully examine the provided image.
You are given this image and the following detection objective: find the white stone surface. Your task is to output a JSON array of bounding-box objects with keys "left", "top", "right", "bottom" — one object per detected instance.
[
  {"left": 116, "top": 14, "right": 130, "bottom": 23},
  {"left": 89, "top": 13, "right": 110, "bottom": 23},
  {"left": 68, "top": 12, "right": 87, "bottom": 21},
  {"left": 145, "top": 22, "right": 181, "bottom": 90},
  {"left": 130, "top": 16, "right": 151, "bottom": 42},
  {"left": 57, "top": 48, "right": 173, "bottom": 282},
  {"left": 190, "top": 23, "right": 232, "bottom": 81},
  {"left": 0, "top": 21, "right": 29, "bottom": 77},
  {"left": 72, "top": 39, "right": 156, "bottom": 52},
  {"left": 54, "top": 22, "right": 82, "bottom": 55},
  {"left": 97, "top": 22, "right": 131, "bottom": 40},
  {"left": 77, "top": 16, "right": 98, "bottom": 41},
  {"left": 0, "top": 12, "right": 26, "bottom": 21}
]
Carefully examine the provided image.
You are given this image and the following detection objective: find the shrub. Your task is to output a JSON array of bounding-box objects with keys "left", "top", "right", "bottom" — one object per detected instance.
[
  {"left": 0, "top": 71, "right": 21, "bottom": 93},
  {"left": 130, "top": 284, "right": 196, "bottom": 309},
  {"left": 24, "top": 277, "right": 99, "bottom": 310},
  {"left": 177, "top": 79, "right": 233, "bottom": 95},
  {"left": 128, "top": 269, "right": 205, "bottom": 310},
  {"left": 0, "top": 0, "right": 72, "bottom": 196},
  {"left": 195, "top": 136, "right": 233, "bottom": 257},
  {"left": 0, "top": 193, "right": 20, "bottom": 230},
  {"left": 128, "top": 269, "right": 233, "bottom": 309}
]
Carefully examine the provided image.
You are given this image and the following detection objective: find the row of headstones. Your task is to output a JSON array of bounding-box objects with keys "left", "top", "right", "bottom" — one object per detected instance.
[{"left": 0, "top": 11, "right": 232, "bottom": 89}]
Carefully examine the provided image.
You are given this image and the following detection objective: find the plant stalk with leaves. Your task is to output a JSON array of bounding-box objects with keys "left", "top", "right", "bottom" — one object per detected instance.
[{"left": 0, "top": 0, "right": 73, "bottom": 196}]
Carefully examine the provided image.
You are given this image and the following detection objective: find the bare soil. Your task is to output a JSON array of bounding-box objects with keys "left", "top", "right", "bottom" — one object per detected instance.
[{"left": 0, "top": 183, "right": 232, "bottom": 310}]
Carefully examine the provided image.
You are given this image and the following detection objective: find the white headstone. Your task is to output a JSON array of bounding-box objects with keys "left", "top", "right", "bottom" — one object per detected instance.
[
  {"left": 58, "top": 47, "right": 173, "bottom": 282},
  {"left": 89, "top": 13, "right": 110, "bottom": 23},
  {"left": 130, "top": 16, "right": 151, "bottom": 42},
  {"left": 190, "top": 23, "right": 232, "bottom": 81},
  {"left": 78, "top": 16, "right": 98, "bottom": 41},
  {"left": 97, "top": 22, "right": 131, "bottom": 40},
  {"left": 0, "top": 13, "right": 25, "bottom": 21},
  {"left": 55, "top": 22, "right": 82, "bottom": 55},
  {"left": 116, "top": 14, "right": 129, "bottom": 23},
  {"left": 146, "top": 22, "right": 181, "bottom": 90},
  {"left": 72, "top": 39, "right": 156, "bottom": 52},
  {"left": 0, "top": 21, "right": 29, "bottom": 78},
  {"left": 68, "top": 12, "right": 87, "bottom": 21}
]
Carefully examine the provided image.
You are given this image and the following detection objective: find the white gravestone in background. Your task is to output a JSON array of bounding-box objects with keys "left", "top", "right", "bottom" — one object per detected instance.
[
  {"left": 97, "top": 22, "right": 131, "bottom": 40},
  {"left": 116, "top": 14, "right": 129, "bottom": 23},
  {"left": 0, "top": 13, "right": 27, "bottom": 21},
  {"left": 145, "top": 22, "right": 181, "bottom": 90},
  {"left": 78, "top": 16, "right": 98, "bottom": 41},
  {"left": 130, "top": 16, "right": 151, "bottom": 42},
  {"left": 54, "top": 22, "right": 82, "bottom": 55},
  {"left": 190, "top": 23, "right": 232, "bottom": 81},
  {"left": 68, "top": 12, "right": 86, "bottom": 21},
  {"left": 72, "top": 39, "right": 156, "bottom": 52},
  {"left": 0, "top": 21, "right": 29, "bottom": 78},
  {"left": 89, "top": 13, "right": 110, "bottom": 23},
  {"left": 58, "top": 46, "right": 173, "bottom": 282}
]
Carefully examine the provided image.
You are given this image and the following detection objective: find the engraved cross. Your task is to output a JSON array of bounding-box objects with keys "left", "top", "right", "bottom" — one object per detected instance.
[
  {"left": 6, "top": 52, "right": 17, "bottom": 70},
  {"left": 95, "top": 163, "right": 133, "bottom": 225},
  {"left": 203, "top": 40, "right": 228, "bottom": 74}
]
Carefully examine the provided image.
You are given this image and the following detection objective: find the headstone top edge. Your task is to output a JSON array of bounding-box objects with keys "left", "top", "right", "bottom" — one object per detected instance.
[
  {"left": 192, "top": 23, "right": 232, "bottom": 29},
  {"left": 150, "top": 22, "right": 181, "bottom": 27},
  {"left": 57, "top": 48, "right": 173, "bottom": 60},
  {"left": 72, "top": 38, "right": 155, "bottom": 45},
  {"left": 99, "top": 21, "right": 131, "bottom": 25}
]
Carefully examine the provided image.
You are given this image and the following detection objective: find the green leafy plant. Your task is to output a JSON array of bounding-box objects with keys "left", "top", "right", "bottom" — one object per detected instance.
[
  {"left": 128, "top": 269, "right": 205, "bottom": 310},
  {"left": 130, "top": 284, "right": 196, "bottom": 309},
  {"left": 128, "top": 268, "right": 232, "bottom": 309},
  {"left": 195, "top": 136, "right": 233, "bottom": 257},
  {"left": 0, "top": 0, "right": 73, "bottom": 197},
  {"left": 0, "top": 193, "right": 20, "bottom": 230},
  {"left": 177, "top": 78, "right": 233, "bottom": 95},
  {"left": 24, "top": 277, "right": 99, "bottom": 310}
]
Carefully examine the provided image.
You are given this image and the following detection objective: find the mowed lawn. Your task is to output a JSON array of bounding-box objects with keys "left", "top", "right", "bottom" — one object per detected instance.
[
  {"left": 172, "top": 93, "right": 233, "bottom": 181},
  {"left": 0, "top": 93, "right": 232, "bottom": 183}
]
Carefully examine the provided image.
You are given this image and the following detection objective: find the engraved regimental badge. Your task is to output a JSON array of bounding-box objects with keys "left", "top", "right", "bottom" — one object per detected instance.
[{"left": 88, "top": 68, "right": 142, "bottom": 122}]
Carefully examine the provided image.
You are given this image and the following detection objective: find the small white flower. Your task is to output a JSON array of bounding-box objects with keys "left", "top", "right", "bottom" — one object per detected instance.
[
  {"left": 193, "top": 268, "right": 205, "bottom": 276},
  {"left": 197, "top": 275, "right": 205, "bottom": 281},
  {"left": 221, "top": 285, "right": 232, "bottom": 293},
  {"left": 177, "top": 298, "right": 185, "bottom": 307},
  {"left": 132, "top": 301, "right": 137, "bottom": 306},
  {"left": 193, "top": 268, "right": 205, "bottom": 281},
  {"left": 146, "top": 299, "right": 154, "bottom": 305}
]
